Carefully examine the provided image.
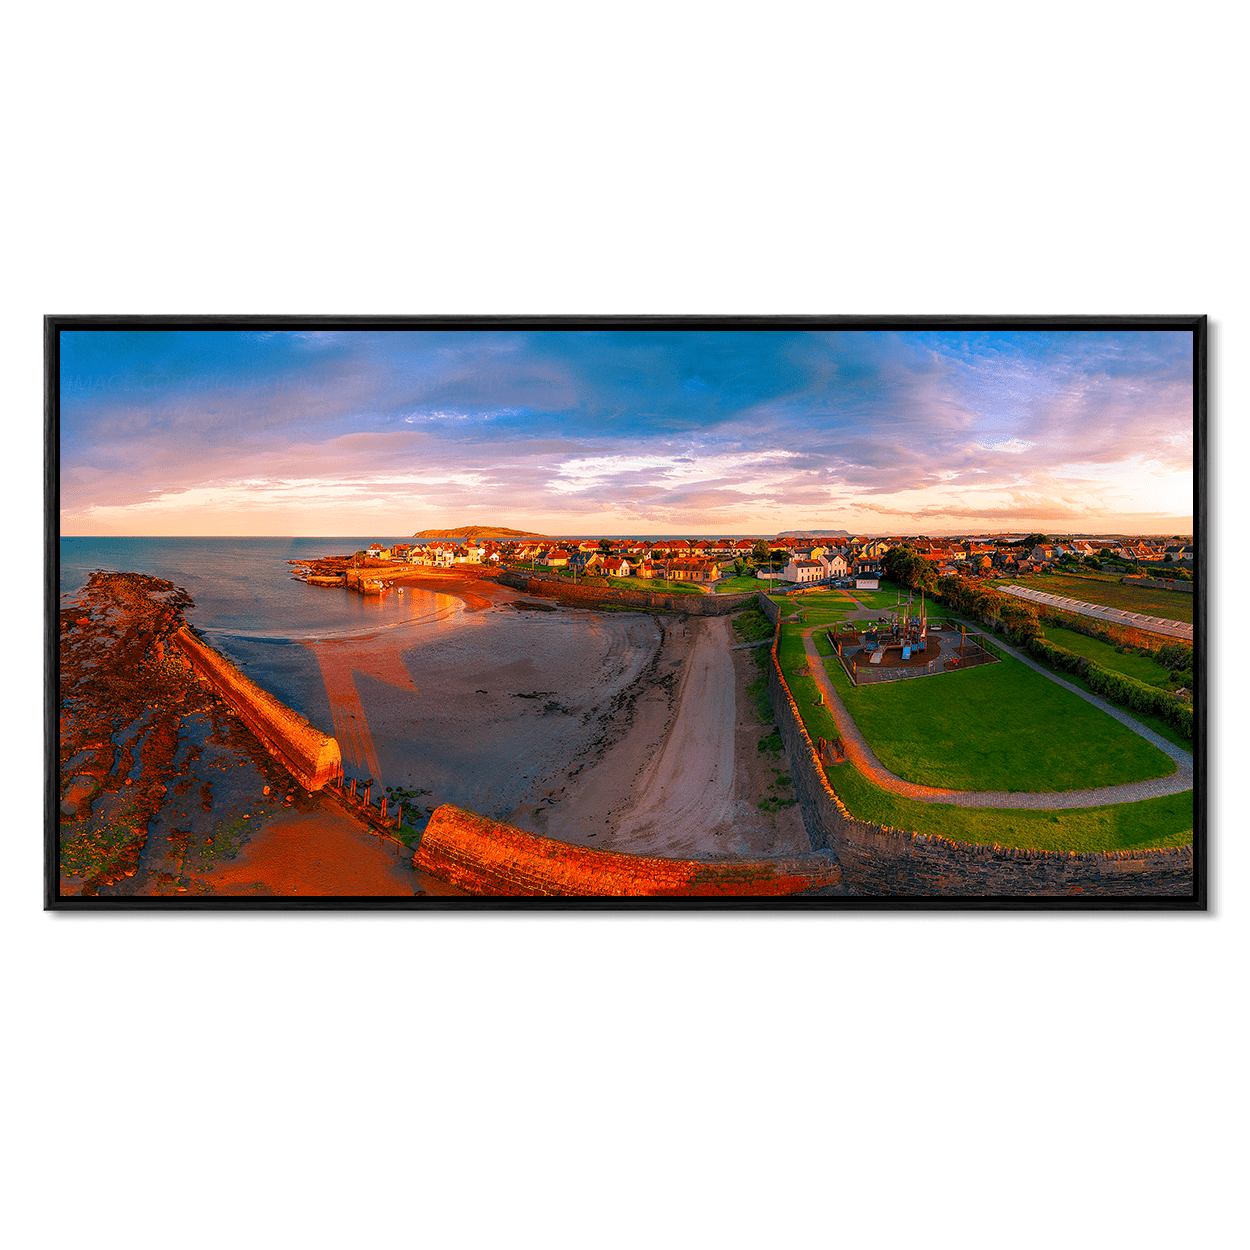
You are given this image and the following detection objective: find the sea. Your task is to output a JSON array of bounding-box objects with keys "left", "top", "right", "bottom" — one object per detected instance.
[
  {"left": 59, "top": 536, "right": 448, "bottom": 638},
  {"left": 58, "top": 536, "right": 662, "bottom": 815}
]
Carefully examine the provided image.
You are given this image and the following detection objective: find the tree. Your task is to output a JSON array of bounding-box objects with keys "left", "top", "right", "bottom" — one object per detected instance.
[
  {"left": 598, "top": 539, "right": 613, "bottom": 556},
  {"left": 733, "top": 558, "right": 745, "bottom": 577},
  {"left": 752, "top": 539, "right": 770, "bottom": 563},
  {"left": 883, "top": 544, "right": 936, "bottom": 590}
]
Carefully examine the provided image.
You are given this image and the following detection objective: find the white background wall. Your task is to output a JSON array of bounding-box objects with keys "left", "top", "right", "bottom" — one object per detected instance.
[{"left": 3, "top": 3, "right": 1243, "bottom": 1247}]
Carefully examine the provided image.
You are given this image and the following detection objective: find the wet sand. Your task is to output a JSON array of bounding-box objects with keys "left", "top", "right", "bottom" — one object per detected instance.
[
  {"left": 64, "top": 564, "right": 809, "bottom": 897},
  {"left": 508, "top": 616, "right": 811, "bottom": 859},
  {"left": 195, "top": 806, "right": 455, "bottom": 896}
]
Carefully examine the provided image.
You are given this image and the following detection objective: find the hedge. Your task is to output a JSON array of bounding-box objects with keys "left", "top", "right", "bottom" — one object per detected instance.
[{"left": 1026, "top": 637, "right": 1193, "bottom": 740}]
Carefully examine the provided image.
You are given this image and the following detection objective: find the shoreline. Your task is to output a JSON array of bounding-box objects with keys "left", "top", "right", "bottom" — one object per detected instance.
[{"left": 59, "top": 564, "right": 815, "bottom": 896}]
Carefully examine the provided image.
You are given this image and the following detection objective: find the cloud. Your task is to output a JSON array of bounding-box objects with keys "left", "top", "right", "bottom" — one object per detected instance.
[{"left": 59, "top": 328, "right": 1194, "bottom": 535}]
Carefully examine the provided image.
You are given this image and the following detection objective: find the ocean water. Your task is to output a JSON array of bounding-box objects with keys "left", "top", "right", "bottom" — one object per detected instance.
[
  {"left": 58, "top": 536, "right": 448, "bottom": 638},
  {"left": 58, "top": 536, "right": 661, "bottom": 814}
]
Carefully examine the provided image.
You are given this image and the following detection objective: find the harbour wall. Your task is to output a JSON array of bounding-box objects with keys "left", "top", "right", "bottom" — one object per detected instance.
[
  {"left": 172, "top": 627, "right": 342, "bottom": 791},
  {"left": 497, "top": 570, "right": 757, "bottom": 615},
  {"left": 414, "top": 805, "right": 843, "bottom": 896},
  {"left": 761, "top": 596, "right": 1194, "bottom": 897}
]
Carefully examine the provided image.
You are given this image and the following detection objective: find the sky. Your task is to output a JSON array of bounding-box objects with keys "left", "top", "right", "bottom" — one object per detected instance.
[{"left": 59, "top": 328, "right": 1195, "bottom": 537}]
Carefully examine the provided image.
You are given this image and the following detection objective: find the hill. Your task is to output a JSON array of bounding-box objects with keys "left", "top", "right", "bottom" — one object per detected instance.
[
  {"left": 411, "top": 525, "right": 549, "bottom": 540},
  {"left": 775, "top": 529, "right": 852, "bottom": 539}
]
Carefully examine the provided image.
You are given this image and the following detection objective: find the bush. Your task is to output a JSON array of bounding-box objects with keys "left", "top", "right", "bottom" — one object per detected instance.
[{"left": 1025, "top": 638, "right": 1192, "bottom": 739}]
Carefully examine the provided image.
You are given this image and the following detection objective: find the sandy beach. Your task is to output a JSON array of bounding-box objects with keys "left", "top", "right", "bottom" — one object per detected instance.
[
  {"left": 62, "top": 562, "right": 807, "bottom": 897},
  {"left": 505, "top": 615, "right": 811, "bottom": 859}
]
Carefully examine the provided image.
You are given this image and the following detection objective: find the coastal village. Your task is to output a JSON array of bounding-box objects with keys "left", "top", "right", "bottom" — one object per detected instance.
[
  {"left": 59, "top": 522, "right": 1196, "bottom": 900},
  {"left": 294, "top": 529, "right": 1195, "bottom": 594}
]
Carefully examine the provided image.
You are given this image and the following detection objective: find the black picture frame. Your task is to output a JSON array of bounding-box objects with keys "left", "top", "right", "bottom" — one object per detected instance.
[{"left": 46, "top": 314, "right": 1207, "bottom": 910}]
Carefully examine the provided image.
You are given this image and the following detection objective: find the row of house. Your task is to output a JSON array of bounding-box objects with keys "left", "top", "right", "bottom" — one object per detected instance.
[{"left": 359, "top": 532, "right": 1193, "bottom": 588}]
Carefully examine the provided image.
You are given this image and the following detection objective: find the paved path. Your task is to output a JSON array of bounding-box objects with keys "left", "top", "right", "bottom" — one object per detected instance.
[
  {"left": 1000, "top": 584, "right": 1193, "bottom": 641},
  {"left": 799, "top": 629, "right": 1192, "bottom": 810}
]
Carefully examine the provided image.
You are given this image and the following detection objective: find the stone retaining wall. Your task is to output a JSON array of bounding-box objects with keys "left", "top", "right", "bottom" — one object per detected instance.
[
  {"left": 172, "top": 627, "right": 342, "bottom": 791},
  {"left": 414, "top": 805, "right": 843, "bottom": 896},
  {"left": 497, "top": 570, "right": 757, "bottom": 615},
  {"left": 764, "top": 605, "right": 1194, "bottom": 897}
]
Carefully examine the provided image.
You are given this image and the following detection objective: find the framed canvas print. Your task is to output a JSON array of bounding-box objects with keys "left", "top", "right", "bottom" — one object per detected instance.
[{"left": 46, "top": 316, "right": 1206, "bottom": 908}]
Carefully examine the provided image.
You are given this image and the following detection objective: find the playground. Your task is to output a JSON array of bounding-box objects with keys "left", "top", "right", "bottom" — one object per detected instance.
[{"left": 827, "top": 597, "right": 998, "bottom": 686}]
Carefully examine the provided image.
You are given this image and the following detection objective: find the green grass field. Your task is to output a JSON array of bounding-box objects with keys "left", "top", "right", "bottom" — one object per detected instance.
[
  {"left": 786, "top": 592, "right": 858, "bottom": 626},
  {"left": 776, "top": 624, "right": 841, "bottom": 744},
  {"left": 603, "top": 574, "right": 704, "bottom": 595},
  {"left": 1040, "top": 622, "right": 1174, "bottom": 686},
  {"left": 715, "top": 575, "right": 767, "bottom": 594},
  {"left": 845, "top": 580, "right": 914, "bottom": 609},
  {"left": 822, "top": 639, "right": 1176, "bottom": 792},
  {"left": 917, "top": 605, "right": 1193, "bottom": 755},
  {"left": 825, "top": 762, "right": 1193, "bottom": 853},
  {"left": 997, "top": 574, "right": 1193, "bottom": 624}
]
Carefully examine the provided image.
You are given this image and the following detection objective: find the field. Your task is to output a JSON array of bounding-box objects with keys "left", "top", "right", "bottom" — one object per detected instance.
[
  {"left": 769, "top": 619, "right": 1191, "bottom": 853},
  {"left": 823, "top": 641, "right": 1176, "bottom": 792},
  {"left": 996, "top": 573, "right": 1193, "bottom": 624},
  {"left": 784, "top": 592, "right": 858, "bottom": 626},
  {"left": 1040, "top": 622, "right": 1174, "bottom": 686},
  {"left": 776, "top": 623, "right": 841, "bottom": 745},
  {"left": 603, "top": 574, "right": 705, "bottom": 595},
  {"left": 844, "top": 580, "right": 914, "bottom": 610},
  {"left": 825, "top": 763, "right": 1193, "bottom": 854},
  {"left": 715, "top": 575, "right": 767, "bottom": 594},
  {"left": 1024, "top": 625, "right": 1192, "bottom": 753}
]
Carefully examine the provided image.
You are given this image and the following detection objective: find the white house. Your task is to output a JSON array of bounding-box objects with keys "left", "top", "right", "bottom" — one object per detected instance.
[
  {"left": 781, "top": 557, "right": 824, "bottom": 584},
  {"left": 821, "top": 552, "right": 849, "bottom": 578}
]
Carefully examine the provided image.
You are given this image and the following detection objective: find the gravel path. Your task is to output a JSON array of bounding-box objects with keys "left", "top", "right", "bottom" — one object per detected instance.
[
  {"left": 1000, "top": 584, "right": 1193, "bottom": 640},
  {"left": 799, "top": 629, "right": 1193, "bottom": 810}
]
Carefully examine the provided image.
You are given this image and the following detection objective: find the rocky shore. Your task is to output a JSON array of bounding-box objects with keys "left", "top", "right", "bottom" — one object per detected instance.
[{"left": 58, "top": 572, "right": 434, "bottom": 898}]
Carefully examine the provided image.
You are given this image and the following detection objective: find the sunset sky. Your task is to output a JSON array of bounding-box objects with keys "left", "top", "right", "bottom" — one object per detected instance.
[{"left": 59, "top": 328, "right": 1195, "bottom": 537}]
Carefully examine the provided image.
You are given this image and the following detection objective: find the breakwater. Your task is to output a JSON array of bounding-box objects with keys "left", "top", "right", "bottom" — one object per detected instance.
[
  {"left": 497, "top": 570, "right": 756, "bottom": 615},
  {"left": 172, "top": 627, "right": 342, "bottom": 791},
  {"left": 414, "top": 805, "right": 843, "bottom": 896},
  {"left": 759, "top": 593, "right": 1193, "bottom": 897}
]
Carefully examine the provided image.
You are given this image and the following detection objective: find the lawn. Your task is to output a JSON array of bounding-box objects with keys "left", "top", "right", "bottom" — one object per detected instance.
[
  {"left": 604, "top": 575, "right": 704, "bottom": 596},
  {"left": 822, "top": 640, "right": 1176, "bottom": 792},
  {"left": 846, "top": 580, "right": 918, "bottom": 610},
  {"left": 716, "top": 575, "right": 768, "bottom": 594},
  {"left": 1040, "top": 622, "right": 1174, "bottom": 686},
  {"left": 825, "top": 762, "right": 1193, "bottom": 854},
  {"left": 786, "top": 592, "right": 858, "bottom": 627},
  {"left": 776, "top": 624, "right": 841, "bottom": 745},
  {"left": 997, "top": 574, "right": 1193, "bottom": 624},
  {"left": 918, "top": 606, "right": 1193, "bottom": 755}
]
